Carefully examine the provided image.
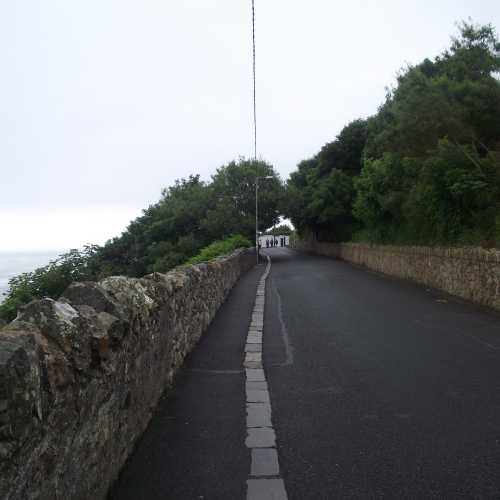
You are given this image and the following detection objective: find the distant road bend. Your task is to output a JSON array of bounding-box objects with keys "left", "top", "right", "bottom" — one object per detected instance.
[{"left": 110, "top": 247, "right": 500, "bottom": 499}]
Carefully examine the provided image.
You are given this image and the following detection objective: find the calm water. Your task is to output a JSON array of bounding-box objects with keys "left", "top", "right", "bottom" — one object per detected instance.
[{"left": 0, "top": 251, "right": 63, "bottom": 303}]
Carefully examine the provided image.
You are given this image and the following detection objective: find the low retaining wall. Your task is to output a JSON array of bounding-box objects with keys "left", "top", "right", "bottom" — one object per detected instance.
[
  {"left": 0, "top": 249, "right": 255, "bottom": 500},
  {"left": 294, "top": 239, "right": 500, "bottom": 312}
]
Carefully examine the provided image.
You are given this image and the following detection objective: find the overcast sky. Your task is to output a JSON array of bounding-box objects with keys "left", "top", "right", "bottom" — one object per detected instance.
[{"left": 1, "top": 0, "right": 499, "bottom": 251}]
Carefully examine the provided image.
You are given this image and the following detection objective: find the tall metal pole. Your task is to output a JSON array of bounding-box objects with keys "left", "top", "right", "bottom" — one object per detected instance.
[
  {"left": 255, "top": 178, "right": 259, "bottom": 264},
  {"left": 252, "top": 0, "right": 257, "bottom": 160}
]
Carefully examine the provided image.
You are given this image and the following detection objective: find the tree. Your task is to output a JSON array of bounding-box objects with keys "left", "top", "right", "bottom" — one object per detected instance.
[
  {"left": 287, "top": 21, "right": 500, "bottom": 247},
  {"left": 266, "top": 224, "right": 293, "bottom": 236},
  {"left": 353, "top": 154, "right": 419, "bottom": 242},
  {"left": 316, "top": 119, "right": 368, "bottom": 177},
  {"left": 202, "top": 159, "right": 283, "bottom": 240},
  {"left": 284, "top": 121, "right": 367, "bottom": 240},
  {"left": 97, "top": 175, "right": 213, "bottom": 275},
  {"left": 365, "top": 22, "right": 500, "bottom": 159},
  {"left": 403, "top": 140, "right": 500, "bottom": 245}
]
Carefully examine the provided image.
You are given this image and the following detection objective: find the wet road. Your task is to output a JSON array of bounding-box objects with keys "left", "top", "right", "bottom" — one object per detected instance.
[
  {"left": 265, "top": 247, "right": 500, "bottom": 499},
  {"left": 110, "top": 247, "right": 500, "bottom": 499}
]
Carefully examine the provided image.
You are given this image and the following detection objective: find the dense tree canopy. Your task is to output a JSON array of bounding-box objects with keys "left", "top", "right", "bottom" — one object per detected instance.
[
  {"left": 285, "top": 21, "right": 500, "bottom": 246},
  {"left": 285, "top": 119, "right": 367, "bottom": 241},
  {"left": 266, "top": 224, "right": 293, "bottom": 236},
  {"left": 0, "top": 159, "right": 283, "bottom": 321},
  {"left": 97, "top": 159, "right": 282, "bottom": 277},
  {"left": 203, "top": 160, "right": 283, "bottom": 242}
]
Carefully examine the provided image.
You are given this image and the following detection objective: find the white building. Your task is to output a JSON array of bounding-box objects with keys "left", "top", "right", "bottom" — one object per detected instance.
[{"left": 259, "top": 234, "right": 290, "bottom": 248}]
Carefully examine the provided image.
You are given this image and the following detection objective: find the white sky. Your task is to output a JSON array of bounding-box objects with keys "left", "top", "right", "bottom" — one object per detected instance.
[{"left": 1, "top": 0, "right": 499, "bottom": 251}]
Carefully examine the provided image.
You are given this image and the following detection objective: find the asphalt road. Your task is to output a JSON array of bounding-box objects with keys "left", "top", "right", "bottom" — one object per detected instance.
[
  {"left": 109, "top": 248, "right": 500, "bottom": 499},
  {"left": 264, "top": 247, "right": 500, "bottom": 499}
]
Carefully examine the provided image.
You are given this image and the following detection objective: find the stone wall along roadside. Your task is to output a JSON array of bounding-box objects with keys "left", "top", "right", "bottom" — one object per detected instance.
[
  {"left": 0, "top": 249, "right": 255, "bottom": 500},
  {"left": 294, "top": 239, "right": 500, "bottom": 312}
]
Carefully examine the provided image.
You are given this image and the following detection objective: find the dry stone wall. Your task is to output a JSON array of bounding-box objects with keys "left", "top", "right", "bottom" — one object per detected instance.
[
  {"left": 294, "top": 239, "right": 500, "bottom": 312},
  {"left": 0, "top": 249, "right": 255, "bottom": 500}
]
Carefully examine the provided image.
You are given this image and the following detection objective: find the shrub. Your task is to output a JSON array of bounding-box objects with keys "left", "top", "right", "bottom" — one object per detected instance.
[
  {"left": 186, "top": 235, "right": 252, "bottom": 265},
  {"left": 0, "top": 246, "right": 101, "bottom": 322}
]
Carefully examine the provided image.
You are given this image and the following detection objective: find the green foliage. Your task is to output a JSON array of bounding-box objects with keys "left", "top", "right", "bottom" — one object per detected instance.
[
  {"left": 353, "top": 154, "right": 419, "bottom": 241},
  {"left": 203, "top": 159, "right": 283, "bottom": 239},
  {"left": 316, "top": 120, "right": 368, "bottom": 177},
  {"left": 97, "top": 175, "right": 213, "bottom": 277},
  {"left": 186, "top": 235, "right": 252, "bottom": 265},
  {"left": 92, "top": 159, "right": 282, "bottom": 276},
  {"left": 365, "top": 21, "right": 500, "bottom": 159},
  {"left": 0, "top": 159, "right": 283, "bottom": 322},
  {"left": 266, "top": 224, "right": 293, "bottom": 236},
  {"left": 284, "top": 120, "right": 367, "bottom": 240},
  {"left": 286, "top": 21, "right": 500, "bottom": 247},
  {"left": 284, "top": 159, "right": 317, "bottom": 235},
  {"left": 403, "top": 141, "right": 499, "bottom": 245},
  {"left": 354, "top": 140, "right": 500, "bottom": 244},
  {"left": 353, "top": 141, "right": 500, "bottom": 245},
  {"left": 0, "top": 246, "right": 101, "bottom": 322}
]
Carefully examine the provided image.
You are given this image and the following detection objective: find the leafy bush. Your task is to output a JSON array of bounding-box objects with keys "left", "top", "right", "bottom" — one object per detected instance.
[
  {"left": 186, "top": 235, "right": 252, "bottom": 265},
  {"left": 353, "top": 141, "right": 500, "bottom": 245},
  {"left": 0, "top": 246, "right": 101, "bottom": 322},
  {"left": 403, "top": 141, "right": 499, "bottom": 245}
]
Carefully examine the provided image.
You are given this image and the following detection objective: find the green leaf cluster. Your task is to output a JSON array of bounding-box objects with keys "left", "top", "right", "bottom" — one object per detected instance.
[
  {"left": 0, "top": 246, "right": 101, "bottom": 321},
  {"left": 186, "top": 234, "right": 252, "bottom": 265},
  {"left": 285, "top": 21, "right": 500, "bottom": 247},
  {"left": 285, "top": 119, "right": 367, "bottom": 241},
  {"left": 265, "top": 224, "right": 293, "bottom": 236}
]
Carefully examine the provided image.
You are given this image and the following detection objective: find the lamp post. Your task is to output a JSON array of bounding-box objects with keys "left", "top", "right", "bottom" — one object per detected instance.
[{"left": 255, "top": 175, "right": 273, "bottom": 264}]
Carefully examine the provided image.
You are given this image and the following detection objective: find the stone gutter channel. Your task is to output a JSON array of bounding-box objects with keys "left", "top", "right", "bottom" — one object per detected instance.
[{"left": 244, "top": 255, "right": 288, "bottom": 500}]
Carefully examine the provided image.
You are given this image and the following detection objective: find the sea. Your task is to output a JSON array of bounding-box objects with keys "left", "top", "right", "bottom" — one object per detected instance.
[{"left": 0, "top": 251, "right": 63, "bottom": 303}]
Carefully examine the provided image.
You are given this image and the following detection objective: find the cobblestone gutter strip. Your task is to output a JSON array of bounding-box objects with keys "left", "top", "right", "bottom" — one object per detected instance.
[{"left": 244, "top": 255, "right": 288, "bottom": 500}]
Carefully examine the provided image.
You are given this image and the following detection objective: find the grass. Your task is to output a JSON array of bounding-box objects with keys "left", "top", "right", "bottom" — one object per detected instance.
[{"left": 186, "top": 235, "right": 252, "bottom": 265}]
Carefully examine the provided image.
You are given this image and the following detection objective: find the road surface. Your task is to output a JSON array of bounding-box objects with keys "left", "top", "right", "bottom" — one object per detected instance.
[{"left": 110, "top": 247, "right": 500, "bottom": 499}]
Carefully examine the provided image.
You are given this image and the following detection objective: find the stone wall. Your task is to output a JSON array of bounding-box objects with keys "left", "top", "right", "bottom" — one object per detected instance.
[
  {"left": 0, "top": 249, "right": 255, "bottom": 500},
  {"left": 294, "top": 239, "right": 500, "bottom": 312}
]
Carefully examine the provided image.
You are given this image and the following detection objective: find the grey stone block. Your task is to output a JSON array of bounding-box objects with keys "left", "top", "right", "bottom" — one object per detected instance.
[
  {"left": 245, "top": 344, "right": 262, "bottom": 353},
  {"left": 246, "top": 389, "right": 270, "bottom": 403},
  {"left": 245, "top": 352, "right": 262, "bottom": 362},
  {"left": 248, "top": 328, "right": 263, "bottom": 335},
  {"left": 246, "top": 427, "right": 276, "bottom": 448},
  {"left": 246, "top": 336, "right": 262, "bottom": 344},
  {"left": 250, "top": 448, "right": 280, "bottom": 476},
  {"left": 247, "top": 479, "right": 287, "bottom": 500},
  {"left": 247, "top": 402, "right": 272, "bottom": 427},
  {"left": 247, "top": 333, "right": 262, "bottom": 340},
  {"left": 244, "top": 361, "right": 263, "bottom": 369},
  {"left": 246, "top": 380, "right": 268, "bottom": 391},
  {"left": 246, "top": 369, "right": 265, "bottom": 381}
]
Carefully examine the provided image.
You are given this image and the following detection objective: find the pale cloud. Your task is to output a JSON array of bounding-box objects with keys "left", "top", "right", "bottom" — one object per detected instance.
[
  {"left": 0, "top": 207, "right": 141, "bottom": 251},
  {"left": 0, "top": 0, "right": 499, "bottom": 250}
]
